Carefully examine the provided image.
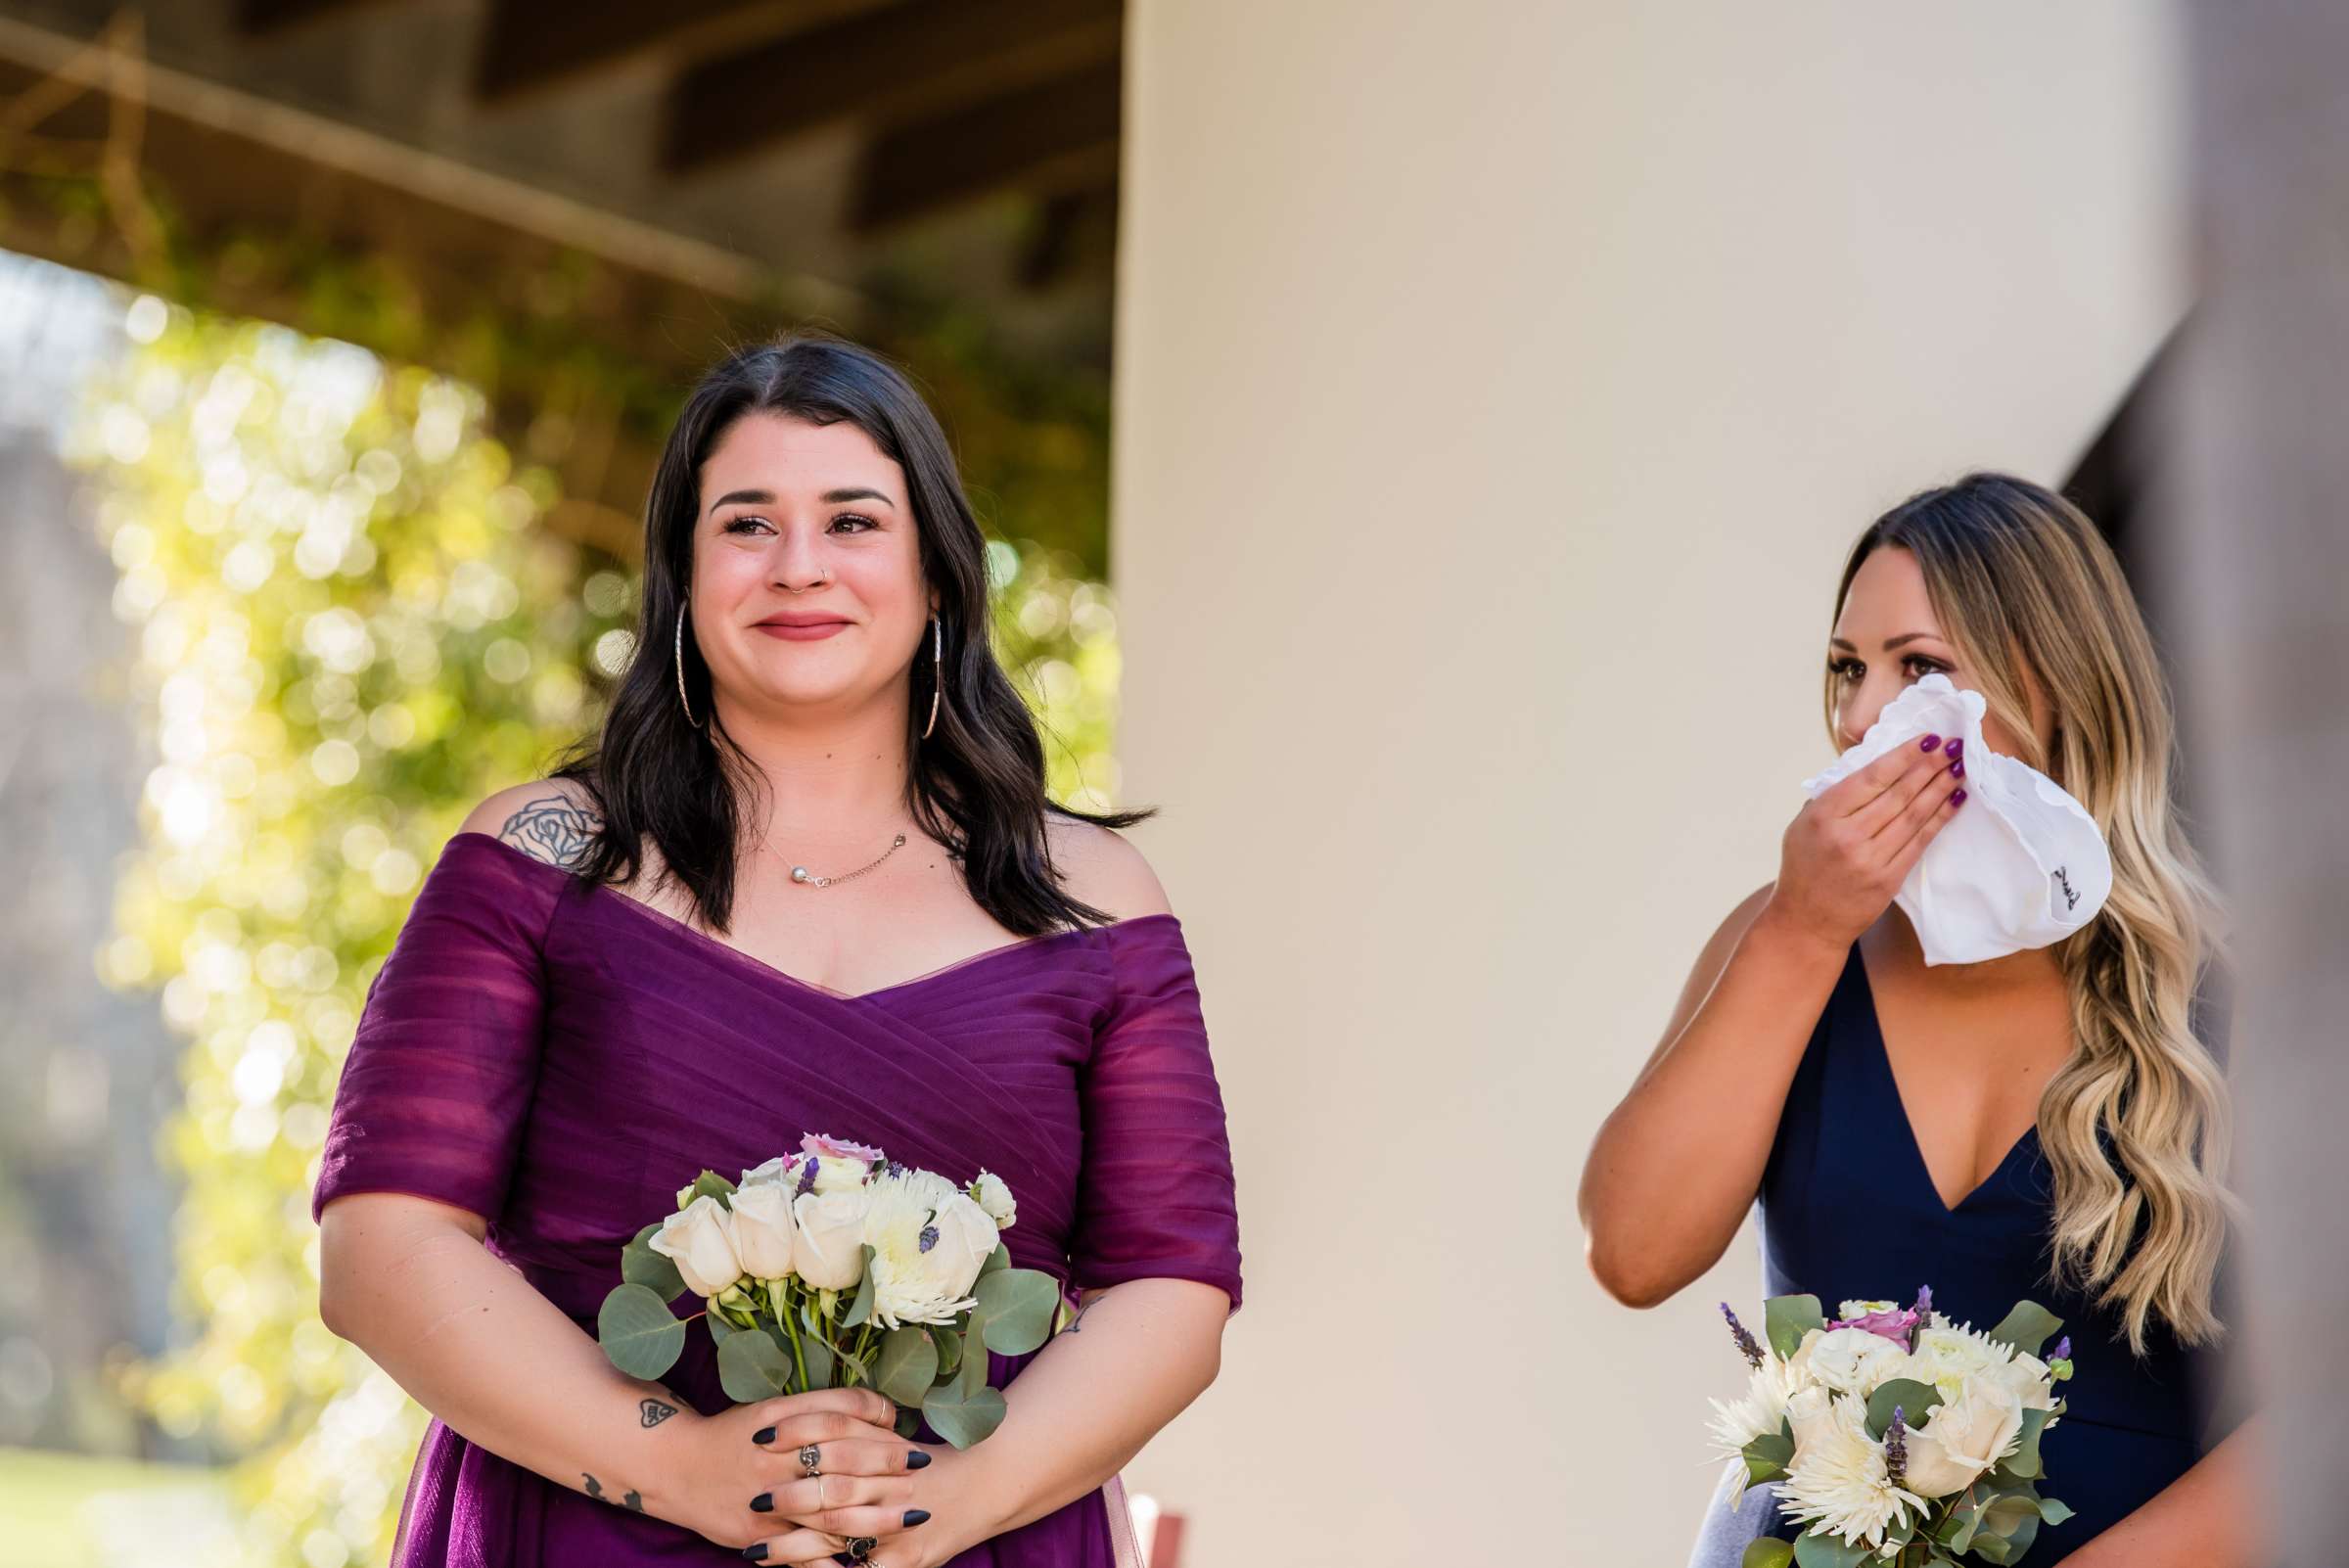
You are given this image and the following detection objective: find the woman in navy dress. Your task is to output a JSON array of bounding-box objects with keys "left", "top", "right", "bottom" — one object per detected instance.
[{"left": 1578, "top": 475, "right": 2253, "bottom": 1564}]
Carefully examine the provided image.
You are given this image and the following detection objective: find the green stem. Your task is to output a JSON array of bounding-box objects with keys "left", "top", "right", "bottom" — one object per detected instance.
[{"left": 779, "top": 1289, "right": 812, "bottom": 1390}]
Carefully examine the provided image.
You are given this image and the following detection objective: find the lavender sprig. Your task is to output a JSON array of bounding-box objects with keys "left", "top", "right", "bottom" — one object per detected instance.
[
  {"left": 1885, "top": 1405, "right": 1909, "bottom": 1488},
  {"left": 1720, "top": 1302, "right": 1765, "bottom": 1369}
]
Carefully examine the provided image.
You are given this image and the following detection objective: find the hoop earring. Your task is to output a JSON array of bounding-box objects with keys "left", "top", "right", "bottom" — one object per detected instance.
[
  {"left": 674, "top": 607, "right": 704, "bottom": 729},
  {"left": 921, "top": 616, "right": 944, "bottom": 741}
]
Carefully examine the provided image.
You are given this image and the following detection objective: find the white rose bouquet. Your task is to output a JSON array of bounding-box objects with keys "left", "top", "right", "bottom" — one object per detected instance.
[
  {"left": 596, "top": 1132, "right": 1055, "bottom": 1449},
  {"left": 1710, "top": 1287, "right": 2077, "bottom": 1567}
]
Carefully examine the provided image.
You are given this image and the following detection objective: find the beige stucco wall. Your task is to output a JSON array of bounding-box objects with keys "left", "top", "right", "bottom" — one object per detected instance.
[{"left": 1108, "top": 3, "right": 2182, "bottom": 1561}]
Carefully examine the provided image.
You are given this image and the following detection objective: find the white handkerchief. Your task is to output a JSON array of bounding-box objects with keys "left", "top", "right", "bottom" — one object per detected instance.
[{"left": 1802, "top": 674, "right": 2111, "bottom": 965}]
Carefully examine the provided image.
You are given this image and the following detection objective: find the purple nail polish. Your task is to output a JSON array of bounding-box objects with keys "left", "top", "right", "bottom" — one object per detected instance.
[
  {"left": 1951, "top": 788, "right": 1968, "bottom": 807},
  {"left": 1950, "top": 761, "right": 1965, "bottom": 779},
  {"left": 1918, "top": 734, "right": 1942, "bottom": 752},
  {"left": 1945, "top": 737, "right": 1963, "bottom": 758}
]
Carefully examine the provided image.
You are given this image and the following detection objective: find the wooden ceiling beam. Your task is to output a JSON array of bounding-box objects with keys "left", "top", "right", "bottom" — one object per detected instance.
[
  {"left": 234, "top": 0, "right": 396, "bottom": 34},
  {"left": 472, "top": 0, "right": 874, "bottom": 104},
  {"left": 661, "top": 0, "right": 1120, "bottom": 175},
  {"left": 0, "top": 29, "right": 852, "bottom": 555},
  {"left": 852, "top": 59, "right": 1120, "bottom": 233}
]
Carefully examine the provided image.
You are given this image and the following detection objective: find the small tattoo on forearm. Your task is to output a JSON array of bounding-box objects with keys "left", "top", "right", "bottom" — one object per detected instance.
[
  {"left": 640, "top": 1398, "right": 678, "bottom": 1428},
  {"left": 582, "top": 1474, "right": 646, "bottom": 1512},
  {"left": 499, "top": 795, "right": 601, "bottom": 868}
]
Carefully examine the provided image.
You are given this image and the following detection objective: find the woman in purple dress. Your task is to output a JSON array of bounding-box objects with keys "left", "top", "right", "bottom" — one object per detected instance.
[{"left": 313, "top": 337, "right": 1242, "bottom": 1568}]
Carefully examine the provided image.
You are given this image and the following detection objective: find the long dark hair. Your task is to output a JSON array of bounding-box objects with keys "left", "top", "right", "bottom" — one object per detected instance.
[{"left": 552, "top": 334, "right": 1147, "bottom": 937}]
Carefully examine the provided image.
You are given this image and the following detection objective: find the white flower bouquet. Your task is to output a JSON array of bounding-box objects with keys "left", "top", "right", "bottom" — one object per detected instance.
[
  {"left": 597, "top": 1133, "right": 1061, "bottom": 1449},
  {"left": 1711, "top": 1289, "right": 2076, "bottom": 1567}
]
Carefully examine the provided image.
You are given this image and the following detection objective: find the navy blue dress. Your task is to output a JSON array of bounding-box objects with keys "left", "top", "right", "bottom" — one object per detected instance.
[{"left": 1739, "top": 947, "right": 2236, "bottom": 1562}]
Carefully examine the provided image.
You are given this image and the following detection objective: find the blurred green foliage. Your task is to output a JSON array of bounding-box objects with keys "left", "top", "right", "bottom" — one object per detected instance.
[{"left": 63, "top": 282, "right": 1124, "bottom": 1565}]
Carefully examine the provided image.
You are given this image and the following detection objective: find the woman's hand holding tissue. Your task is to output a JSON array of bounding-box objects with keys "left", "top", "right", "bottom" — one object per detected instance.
[{"left": 1765, "top": 733, "right": 1965, "bottom": 954}]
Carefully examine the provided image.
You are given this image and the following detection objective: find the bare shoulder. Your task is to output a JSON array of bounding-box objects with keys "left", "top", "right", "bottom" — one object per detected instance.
[
  {"left": 459, "top": 779, "right": 605, "bottom": 871},
  {"left": 1045, "top": 813, "right": 1174, "bottom": 923}
]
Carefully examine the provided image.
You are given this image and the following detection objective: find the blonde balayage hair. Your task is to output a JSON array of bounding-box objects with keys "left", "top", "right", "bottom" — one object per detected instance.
[{"left": 1827, "top": 473, "right": 2233, "bottom": 1353}]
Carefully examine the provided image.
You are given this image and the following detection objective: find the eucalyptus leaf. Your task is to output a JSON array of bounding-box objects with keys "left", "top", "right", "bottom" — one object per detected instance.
[
  {"left": 1792, "top": 1531, "right": 1867, "bottom": 1568},
  {"left": 875, "top": 1328, "right": 943, "bottom": 1406},
  {"left": 895, "top": 1404, "right": 924, "bottom": 1440},
  {"left": 844, "top": 1246, "right": 878, "bottom": 1330},
  {"left": 921, "top": 1383, "right": 1008, "bottom": 1450},
  {"left": 597, "top": 1284, "right": 687, "bottom": 1380},
  {"left": 706, "top": 1310, "right": 735, "bottom": 1350},
  {"left": 1741, "top": 1430, "right": 1795, "bottom": 1488},
  {"left": 1740, "top": 1542, "right": 1793, "bottom": 1568},
  {"left": 959, "top": 1328, "right": 991, "bottom": 1399},
  {"left": 1764, "top": 1295, "right": 1825, "bottom": 1360},
  {"left": 1982, "top": 1495, "right": 2041, "bottom": 1538},
  {"left": 622, "top": 1223, "right": 687, "bottom": 1300},
  {"left": 2036, "top": 1496, "right": 2075, "bottom": 1527},
  {"left": 932, "top": 1325, "right": 963, "bottom": 1380},
  {"left": 974, "top": 1269, "right": 1060, "bottom": 1357},
  {"left": 1972, "top": 1530, "right": 2018, "bottom": 1565},
  {"left": 1985, "top": 1301, "right": 2064, "bottom": 1360},
  {"left": 978, "top": 1243, "right": 1011, "bottom": 1279},
  {"left": 688, "top": 1170, "right": 738, "bottom": 1207},
  {"left": 1864, "top": 1378, "right": 1945, "bottom": 1440},
  {"left": 801, "top": 1334, "right": 836, "bottom": 1390},
  {"left": 1996, "top": 1407, "right": 2051, "bottom": 1482},
  {"left": 716, "top": 1329, "right": 795, "bottom": 1404}
]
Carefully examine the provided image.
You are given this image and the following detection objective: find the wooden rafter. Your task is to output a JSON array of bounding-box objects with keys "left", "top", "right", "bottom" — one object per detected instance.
[
  {"left": 661, "top": 0, "right": 1120, "bottom": 175},
  {"left": 472, "top": 0, "right": 872, "bottom": 104},
  {"left": 234, "top": 0, "right": 395, "bottom": 34},
  {"left": 852, "top": 58, "right": 1120, "bottom": 232}
]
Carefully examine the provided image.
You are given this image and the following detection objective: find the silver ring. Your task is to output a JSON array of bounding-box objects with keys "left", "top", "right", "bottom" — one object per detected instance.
[
  {"left": 847, "top": 1538, "right": 878, "bottom": 1564},
  {"left": 798, "top": 1443, "right": 821, "bottom": 1478}
]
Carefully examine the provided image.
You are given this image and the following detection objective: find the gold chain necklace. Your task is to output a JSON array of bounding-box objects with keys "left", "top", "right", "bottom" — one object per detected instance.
[{"left": 767, "top": 831, "right": 909, "bottom": 890}]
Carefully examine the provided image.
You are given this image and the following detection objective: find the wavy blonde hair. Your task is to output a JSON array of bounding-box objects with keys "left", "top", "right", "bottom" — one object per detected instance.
[{"left": 1826, "top": 473, "right": 2233, "bottom": 1353}]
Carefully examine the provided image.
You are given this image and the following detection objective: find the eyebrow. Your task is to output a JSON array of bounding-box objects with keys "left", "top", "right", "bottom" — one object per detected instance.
[
  {"left": 1828, "top": 632, "right": 1943, "bottom": 652},
  {"left": 704, "top": 486, "right": 897, "bottom": 515}
]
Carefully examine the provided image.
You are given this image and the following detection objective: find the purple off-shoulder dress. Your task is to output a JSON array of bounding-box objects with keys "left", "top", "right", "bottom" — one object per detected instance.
[{"left": 311, "top": 832, "right": 1243, "bottom": 1567}]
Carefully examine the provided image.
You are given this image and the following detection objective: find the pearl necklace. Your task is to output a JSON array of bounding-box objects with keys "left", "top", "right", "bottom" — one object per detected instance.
[{"left": 772, "top": 832, "right": 908, "bottom": 890}]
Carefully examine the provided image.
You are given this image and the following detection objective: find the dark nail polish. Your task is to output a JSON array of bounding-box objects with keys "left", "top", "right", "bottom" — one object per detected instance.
[
  {"left": 752, "top": 1426, "right": 776, "bottom": 1446},
  {"left": 1918, "top": 734, "right": 1941, "bottom": 752},
  {"left": 907, "top": 1451, "right": 932, "bottom": 1470},
  {"left": 1951, "top": 788, "right": 1968, "bottom": 807},
  {"left": 1950, "top": 761, "right": 1965, "bottom": 779},
  {"left": 751, "top": 1493, "right": 774, "bottom": 1513},
  {"left": 832, "top": 1557, "right": 857, "bottom": 1567},
  {"left": 905, "top": 1510, "right": 932, "bottom": 1528},
  {"left": 1945, "top": 737, "right": 1963, "bottom": 758},
  {"left": 742, "top": 1547, "right": 769, "bottom": 1563}
]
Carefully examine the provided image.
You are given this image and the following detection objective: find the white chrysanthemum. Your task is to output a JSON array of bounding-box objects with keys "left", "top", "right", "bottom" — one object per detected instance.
[
  {"left": 896, "top": 1166, "right": 960, "bottom": 1209},
  {"left": 1777, "top": 1393, "right": 1927, "bottom": 1549},
  {"left": 1708, "top": 1358, "right": 1801, "bottom": 1456},
  {"left": 1837, "top": 1299, "right": 1899, "bottom": 1320},
  {"left": 1902, "top": 1321, "right": 2056, "bottom": 1412},
  {"left": 860, "top": 1174, "right": 984, "bottom": 1329}
]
